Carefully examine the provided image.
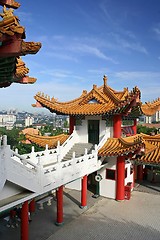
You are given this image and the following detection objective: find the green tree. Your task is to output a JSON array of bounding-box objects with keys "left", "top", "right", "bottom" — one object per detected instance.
[{"left": 137, "top": 125, "right": 157, "bottom": 135}]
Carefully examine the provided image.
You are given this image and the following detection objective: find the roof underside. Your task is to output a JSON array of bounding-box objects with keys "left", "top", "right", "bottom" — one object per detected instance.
[{"left": 0, "top": 4, "right": 41, "bottom": 87}]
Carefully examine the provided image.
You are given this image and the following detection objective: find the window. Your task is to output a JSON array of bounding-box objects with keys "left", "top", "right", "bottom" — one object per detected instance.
[
  {"left": 106, "top": 169, "right": 116, "bottom": 180},
  {"left": 130, "top": 165, "right": 133, "bottom": 175},
  {"left": 125, "top": 168, "right": 127, "bottom": 178}
]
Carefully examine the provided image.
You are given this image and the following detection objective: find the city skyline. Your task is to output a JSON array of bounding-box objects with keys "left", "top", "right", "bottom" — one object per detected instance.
[{"left": 0, "top": 0, "right": 160, "bottom": 112}]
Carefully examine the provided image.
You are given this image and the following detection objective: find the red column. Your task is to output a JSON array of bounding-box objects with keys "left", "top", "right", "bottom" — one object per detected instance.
[
  {"left": 133, "top": 165, "right": 137, "bottom": 187},
  {"left": 113, "top": 115, "right": 122, "bottom": 138},
  {"left": 69, "top": 116, "right": 76, "bottom": 134},
  {"left": 132, "top": 119, "right": 137, "bottom": 135},
  {"left": 137, "top": 165, "right": 143, "bottom": 182},
  {"left": 21, "top": 201, "right": 29, "bottom": 240},
  {"left": 80, "top": 175, "right": 87, "bottom": 208},
  {"left": 55, "top": 186, "right": 64, "bottom": 226},
  {"left": 116, "top": 156, "right": 125, "bottom": 201},
  {"left": 29, "top": 199, "right": 35, "bottom": 213}
]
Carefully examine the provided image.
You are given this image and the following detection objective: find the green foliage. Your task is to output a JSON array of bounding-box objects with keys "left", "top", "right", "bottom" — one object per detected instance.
[
  {"left": 40, "top": 125, "right": 54, "bottom": 136},
  {"left": 137, "top": 125, "right": 157, "bottom": 134},
  {"left": 0, "top": 127, "right": 20, "bottom": 148},
  {"left": 15, "top": 142, "right": 45, "bottom": 155}
]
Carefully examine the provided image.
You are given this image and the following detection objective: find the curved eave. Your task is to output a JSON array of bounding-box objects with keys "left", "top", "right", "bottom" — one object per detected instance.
[
  {"left": 141, "top": 99, "right": 160, "bottom": 116},
  {"left": 98, "top": 135, "right": 144, "bottom": 157},
  {"left": 25, "top": 133, "right": 69, "bottom": 149},
  {"left": 137, "top": 142, "right": 160, "bottom": 164},
  {"left": 34, "top": 89, "right": 140, "bottom": 116}
]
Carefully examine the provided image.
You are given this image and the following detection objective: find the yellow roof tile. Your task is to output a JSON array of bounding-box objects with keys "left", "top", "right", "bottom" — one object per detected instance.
[
  {"left": 141, "top": 98, "right": 160, "bottom": 116},
  {"left": 25, "top": 133, "right": 69, "bottom": 149}
]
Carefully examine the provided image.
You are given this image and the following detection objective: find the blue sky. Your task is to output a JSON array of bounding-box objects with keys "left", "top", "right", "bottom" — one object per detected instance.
[{"left": 0, "top": 0, "right": 160, "bottom": 113}]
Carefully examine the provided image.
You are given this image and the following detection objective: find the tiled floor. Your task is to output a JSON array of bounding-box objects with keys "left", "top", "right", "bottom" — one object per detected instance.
[{"left": 0, "top": 184, "right": 160, "bottom": 240}]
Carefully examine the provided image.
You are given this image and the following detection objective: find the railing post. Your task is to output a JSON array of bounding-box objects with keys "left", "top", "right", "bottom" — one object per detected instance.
[
  {"left": 2, "top": 135, "right": 7, "bottom": 146},
  {"left": 57, "top": 141, "right": 61, "bottom": 162},
  {"left": 15, "top": 148, "right": 18, "bottom": 154}
]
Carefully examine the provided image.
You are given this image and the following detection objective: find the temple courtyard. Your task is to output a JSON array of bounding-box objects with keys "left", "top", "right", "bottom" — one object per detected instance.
[{"left": 0, "top": 183, "right": 160, "bottom": 240}]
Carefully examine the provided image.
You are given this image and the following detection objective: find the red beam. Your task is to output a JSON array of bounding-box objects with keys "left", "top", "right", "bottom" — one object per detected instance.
[{"left": 0, "top": 38, "right": 22, "bottom": 57}]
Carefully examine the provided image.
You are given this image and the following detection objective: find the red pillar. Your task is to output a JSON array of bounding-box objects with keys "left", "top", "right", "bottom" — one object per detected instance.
[
  {"left": 116, "top": 156, "right": 125, "bottom": 201},
  {"left": 137, "top": 165, "right": 143, "bottom": 182},
  {"left": 132, "top": 119, "right": 137, "bottom": 135},
  {"left": 113, "top": 115, "right": 122, "bottom": 138},
  {"left": 69, "top": 116, "right": 76, "bottom": 134},
  {"left": 29, "top": 199, "right": 35, "bottom": 213},
  {"left": 80, "top": 175, "right": 87, "bottom": 208},
  {"left": 55, "top": 186, "right": 64, "bottom": 226},
  {"left": 133, "top": 165, "right": 137, "bottom": 187},
  {"left": 21, "top": 201, "right": 29, "bottom": 240}
]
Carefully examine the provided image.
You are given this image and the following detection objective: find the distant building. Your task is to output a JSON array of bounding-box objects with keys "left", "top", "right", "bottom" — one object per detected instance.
[
  {"left": 25, "top": 116, "right": 34, "bottom": 127},
  {"left": 139, "top": 110, "right": 160, "bottom": 124},
  {"left": 0, "top": 114, "right": 16, "bottom": 129}
]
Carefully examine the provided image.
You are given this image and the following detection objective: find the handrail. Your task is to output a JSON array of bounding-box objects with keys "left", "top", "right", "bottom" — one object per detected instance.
[
  {"left": 11, "top": 150, "right": 38, "bottom": 169},
  {"left": 97, "top": 132, "right": 110, "bottom": 150}
]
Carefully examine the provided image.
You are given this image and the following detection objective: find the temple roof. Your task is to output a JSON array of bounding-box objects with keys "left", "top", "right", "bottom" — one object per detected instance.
[
  {"left": 98, "top": 135, "right": 146, "bottom": 157},
  {"left": 141, "top": 98, "right": 160, "bottom": 116},
  {"left": 136, "top": 133, "right": 160, "bottom": 164},
  {"left": 33, "top": 76, "right": 141, "bottom": 116},
  {"left": 24, "top": 133, "right": 69, "bottom": 149},
  {"left": 98, "top": 133, "right": 160, "bottom": 164},
  {"left": 0, "top": 5, "right": 41, "bottom": 87}
]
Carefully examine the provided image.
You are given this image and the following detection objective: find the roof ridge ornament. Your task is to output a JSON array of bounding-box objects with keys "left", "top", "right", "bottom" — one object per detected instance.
[
  {"left": 0, "top": 6, "right": 14, "bottom": 19},
  {"left": 103, "top": 75, "right": 107, "bottom": 86}
]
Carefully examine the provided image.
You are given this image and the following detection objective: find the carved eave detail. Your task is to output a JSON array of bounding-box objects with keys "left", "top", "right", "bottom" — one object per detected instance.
[
  {"left": 21, "top": 41, "right": 42, "bottom": 55},
  {"left": 0, "top": 0, "right": 20, "bottom": 9},
  {"left": 15, "top": 57, "right": 29, "bottom": 78},
  {"left": 0, "top": 6, "right": 25, "bottom": 39}
]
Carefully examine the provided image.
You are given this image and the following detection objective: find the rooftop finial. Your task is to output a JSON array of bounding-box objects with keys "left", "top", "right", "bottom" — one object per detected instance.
[{"left": 103, "top": 75, "right": 107, "bottom": 86}]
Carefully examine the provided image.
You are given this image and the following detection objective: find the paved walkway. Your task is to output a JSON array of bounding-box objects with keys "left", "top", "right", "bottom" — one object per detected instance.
[
  {"left": 134, "top": 180, "right": 160, "bottom": 195},
  {"left": 0, "top": 186, "right": 160, "bottom": 240}
]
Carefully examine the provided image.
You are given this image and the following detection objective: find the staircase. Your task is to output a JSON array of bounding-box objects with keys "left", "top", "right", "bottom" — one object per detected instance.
[{"left": 63, "top": 143, "right": 94, "bottom": 161}]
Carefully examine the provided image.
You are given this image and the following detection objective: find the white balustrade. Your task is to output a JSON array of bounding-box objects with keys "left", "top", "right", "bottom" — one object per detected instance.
[{"left": 0, "top": 133, "right": 102, "bottom": 208}]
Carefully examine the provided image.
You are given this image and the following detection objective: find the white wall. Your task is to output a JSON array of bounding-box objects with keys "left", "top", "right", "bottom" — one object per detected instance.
[
  {"left": 0, "top": 181, "right": 23, "bottom": 201},
  {"left": 76, "top": 116, "right": 111, "bottom": 143},
  {"left": 124, "top": 161, "right": 134, "bottom": 190},
  {"left": 98, "top": 157, "right": 117, "bottom": 199}
]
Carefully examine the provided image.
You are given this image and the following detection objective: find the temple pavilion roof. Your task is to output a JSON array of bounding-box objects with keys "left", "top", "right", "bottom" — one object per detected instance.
[
  {"left": 33, "top": 76, "right": 141, "bottom": 116},
  {"left": 24, "top": 133, "right": 69, "bottom": 149},
  {"left": 0, "top": 3, "right": 41, "bottom": 87},
  {"left": 136, "top": 133, "right": 160, "bottom": 164},
  {"left": 141, "top": 98, "right": 160, "bottom": 116},
  {"left": 98, "top": 134, "right": 156, "bottom": 156},
  {"left": 98, "top": 133, "right": 160, "bottom": 164}
]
